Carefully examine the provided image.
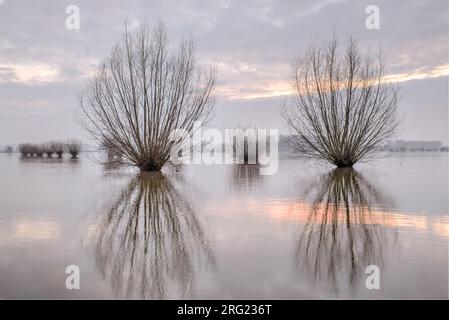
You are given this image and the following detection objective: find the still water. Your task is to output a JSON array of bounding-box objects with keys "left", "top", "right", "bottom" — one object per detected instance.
[{"left": 0, "top": 152, "right": 447, "bottom": 299}]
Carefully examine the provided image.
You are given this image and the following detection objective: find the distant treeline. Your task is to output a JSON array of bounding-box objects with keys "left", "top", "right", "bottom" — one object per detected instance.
[
  {"left": 277, "top": 135, "right": 449, "bottom": 153},
  {"left": 15, "top": 140, "right": 82, "bottom": 159},
  {"left": 381, "top": 140, "right": 449, "bottom": 152}
]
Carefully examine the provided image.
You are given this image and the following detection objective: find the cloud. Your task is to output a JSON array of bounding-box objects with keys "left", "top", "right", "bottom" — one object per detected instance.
[
  {"left": 295, "top": 0, "right": 348, "bottom": 18},
  {"left": 0, "top": 0, "right": 447, "bottom": 144},
  {"left": 0, "top": 63, "right": 60, "bottom": 83},
  {"left": 385, "top": 64, "right": 449, "bottom": 83}
]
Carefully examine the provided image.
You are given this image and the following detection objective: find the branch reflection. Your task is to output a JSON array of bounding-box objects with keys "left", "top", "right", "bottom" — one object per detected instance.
[
  {"left": 94, "top": 172, "right": 215, "bottom": 299},
  {"left": 230, "top": 164, "right": 263, "bottom": 191},
  {"left": 296, "top": 168, "right": 396, "bottom": 294}
]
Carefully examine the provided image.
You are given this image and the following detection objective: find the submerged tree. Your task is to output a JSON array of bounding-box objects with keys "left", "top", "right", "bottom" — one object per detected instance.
[
  {"left": 66, "top": 139, "right": 82, "bottom": 159},
  {"left": 51, "top": 141, "right": 64, "bottom": 158},
  {"left": 41, "top": 142, "right": 54, "bottom": 158},
  {"left": 18, "top": 143, "right": 32, "bottom": 156},
  {"left": 100, "top": 136, "right": 123, "bottom": 163},
  {"left": 231, "top": 127, "right": 260, "bottom": 164},
  {"left": 79, "top": 21, "right": 215, "bottom": 172},
  {"left": 18, "top": 143, "right": 40, "bottom": 157},
  {"left": 35, "top": 145, "right": 44, "bottom": 157},
  {"left": 283, "top": 35, "right": 399, "bottom": 167}
]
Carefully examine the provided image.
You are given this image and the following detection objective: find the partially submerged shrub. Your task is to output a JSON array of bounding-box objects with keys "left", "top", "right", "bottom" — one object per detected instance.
[
  {"left": 79, "top": 21, "right": 215, "bottom": 172},
  {"left": 18, "top": 143, "right": 26, "bottom": 156},
  {"left": 18, "top": 143, "right": 40, "bottom": 156},
  {"left": 30, "top": 144, "right": 39, "bottom": 156},
  {"left": 231, "top": 128, "right": 260, "bottom": 164},
  {"left": 282, "top": 35, "right": 399, "bottom": 167},
  {"left": 66, "top": 139, "right": 82, "bottom": 159},
  {"left": 41, "top": 142, "right": 54, "bottom": 157},
  {"left": 51, "top": 141, "right": 64, "bottom": 158},
  {"left": 35, "top": 144, "right": 44, "bottom": 157},
  {"left": 18, "top": 143, "right": 32, "bottom": 156},
  {"left": 17, "top": 139, "right": 80, "bottom": 159},
  {"left": 100, "top": 137, "right": 122, "bottom": 158}
]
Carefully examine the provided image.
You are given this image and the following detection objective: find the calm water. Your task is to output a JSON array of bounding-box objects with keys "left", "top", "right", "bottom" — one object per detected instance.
[{"left": 0, "top": 152, "right": 447, "bottom": 299}]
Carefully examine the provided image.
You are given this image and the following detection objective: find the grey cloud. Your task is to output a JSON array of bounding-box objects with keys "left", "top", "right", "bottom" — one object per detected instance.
[{"left": 0, "top": 0, "right": 447, "bottom": 144}]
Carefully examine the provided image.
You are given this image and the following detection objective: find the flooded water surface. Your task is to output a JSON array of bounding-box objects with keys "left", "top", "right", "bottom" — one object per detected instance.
[{"left": 0, "top": 153, "right": 447, "bottom": 299}]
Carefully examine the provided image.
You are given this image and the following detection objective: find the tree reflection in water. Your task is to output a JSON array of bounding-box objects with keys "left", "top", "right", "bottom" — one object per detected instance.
[
  {"left": 94, "top": 172, "right": 215, "bottom": 299},
  {"left": 296, "top": 168, "right": 396, "bottom": 294},
  {"left": 230, "top": 164, "right": 263, "bottom": 191}
]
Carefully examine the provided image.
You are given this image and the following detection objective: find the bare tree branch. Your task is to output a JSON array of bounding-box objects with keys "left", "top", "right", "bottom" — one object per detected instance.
[
  {"left": 283, "top": 34, "right": 399, "bottom": 167},
  {"left": 79, "top": 21, "right": 215, "bottom": 171}
]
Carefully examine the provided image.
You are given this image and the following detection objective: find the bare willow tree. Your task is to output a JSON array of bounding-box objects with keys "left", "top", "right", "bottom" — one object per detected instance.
[
  {"left": 41, "top": 142, "right": 54, "bottom": 158},
  {"left": 79, "top": 21, "right": 215, "bottom": 171},
  {"left": 18, "top": 143, "right": 33, "bottom": 156},
  {"left": 231, "top": 127, "right": 260, "bottom": 164},
  {"left": 283, "top": 35, "right": 399, "bottom": 167},
  {"left": 66, "top": 139, "right": 82, "bottom": 159},
  {"left": 51, "top": 141, "right": 64, "bottom": 158}
]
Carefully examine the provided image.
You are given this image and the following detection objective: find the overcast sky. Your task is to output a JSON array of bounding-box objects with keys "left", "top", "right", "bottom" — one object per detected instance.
[{"left": 0, "top": 0, "right": 448, "bottom": 145}]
